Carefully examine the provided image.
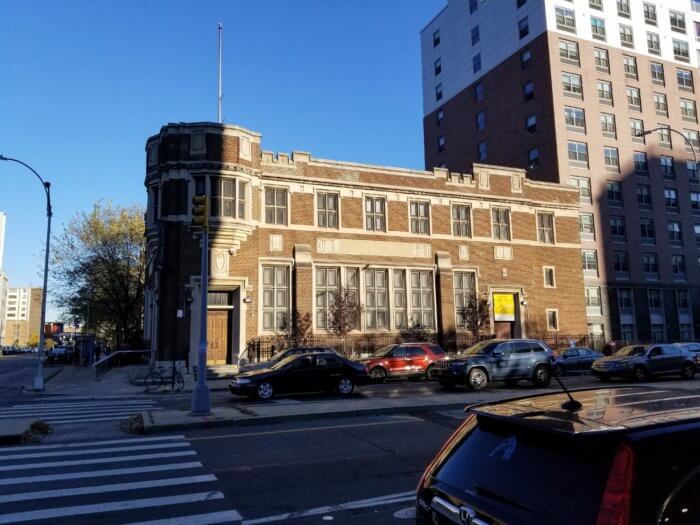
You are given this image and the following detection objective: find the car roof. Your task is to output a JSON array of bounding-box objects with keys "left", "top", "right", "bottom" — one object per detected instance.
[{"left": 469, "top": 387, "right": 700, "bottom": 436}]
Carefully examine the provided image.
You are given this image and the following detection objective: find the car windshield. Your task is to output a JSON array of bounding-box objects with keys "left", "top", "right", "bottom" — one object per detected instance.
[
  {"left": 615, "top": 346, "right": 646, "bottom": 357},
  {"left": 372, "top": 345, "right": 396, "bottom": 357},
  {"left": 460, "top": 341, "right": 500, "bottom": 356},
  {"left": 270, "top": 355, "right": 299, "bottom": 370}
]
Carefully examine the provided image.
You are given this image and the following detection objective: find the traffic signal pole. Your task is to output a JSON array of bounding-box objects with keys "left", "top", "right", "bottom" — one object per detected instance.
[{"left": 191, "top": 195, "right": 211, "bottom": 415}]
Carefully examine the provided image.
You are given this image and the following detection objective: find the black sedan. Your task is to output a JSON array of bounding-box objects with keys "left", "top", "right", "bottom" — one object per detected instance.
[
  {"left": 552, "top": 347, "right": 603, "bottom": 376},
  {"left": 240, "top": 346, "right": 339, "bottom": 372},
  {"left": 230, "top": 352, "right": 369, "bottom": 400}
]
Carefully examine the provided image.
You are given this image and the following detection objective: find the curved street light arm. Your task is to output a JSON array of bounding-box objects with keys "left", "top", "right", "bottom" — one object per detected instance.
[{"left": 639, "top": 127, "right": 698, "bottom": 165}]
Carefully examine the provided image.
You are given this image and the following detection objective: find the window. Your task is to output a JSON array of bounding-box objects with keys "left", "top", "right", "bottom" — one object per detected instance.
[
  {"left": 610, "top": 216, "right": 626, "bottom": 238},
  {"left": 432, "top": 30, "right": 440, "bottom": 47},
  {"left": 622, "top": 56, "right": 637, "bottom": 79},
  {"left": 559, "top": 40, "right": 579, "bottom": 64},
  {"left": 454, "top": 272, "right": 477, "bottom": 327},
  {"left": 566, "top": 107, "right": 585, "bottom": 131},
  {"left": 696, "top": 224, "right": 700, "bottom": 244},
  {"left": 617, "top": 0, "right": 630, "bottom": 17},
  {"left": 626, "top": 87, "right": 641, "bottom": 111},
  {"left": 604, "top": 147, "right": 620, "bottom": 171},
  {"left": 528, "top": 148, "right": 540, "bottom": 169},
  {"left": 618, "top": 288, "right": 633, "bottom": 309},
  {"left": 614, "top": 252, "right": 630, "bottom": 273},
  {"left": 262, "top": 266, "right": 289, "bottom": 331},
  {"left": 410, "top": 201, "right": 430, "bottom": 234},
  {"left": 410, "top": 270, "right": 434, "bottom": 329},
  {"left": 650, "top": 62, "right": 665, "bottom": 84},
  {"left": 640, "top": 219, "right": 656, "bottom": 243},
  {"left": 434, "top": 58, "right": 441, "bottom": 76},
  {"left": 264, "top": 187, "right": 288, "bottom": 225},
  {"left": 647, "top": 32, "right": 660, "bottom": 54},
  {"left": 571, "top": 176, "right": 592, "bottom": 203},
  {"left": 648, "top": 289, "right": 662, "bottom": 309},
  {"left": 688, "top": 160, "right": 699, "bottom": 182},
  {"left": 619, "top": 25, "right": 634, "bottom": 47},
  {"left": 211, "top": 177, "right": 247, "bottom": 219},
  {"left": 678, "top": 69, "right": 694, "bottom": 91},
  {"left": 658, "top": 126, "right": 672, "bottom": 148},
  {"left": 678, "top": 289, "right": 691, "bottom": 309},
  {"left": 537, "top": 212, "right": 555, "bottom": 244},
  {"left": 591, "top": 17, "right": 606, "bottom": 40},
  {"left": 590, "top": 0, "right": 602, "bottom": 9},
  {"left": 674, "top": 39, "right": 690, "bottom": 61},
  {"left": 673, "top": 255, "right": 687, "bottom": 279},
  {"left": 644, "top": 254, "right": 659, "bottom": 276},
  {"left": 315, "top": 267, "right": 339, "bottom": 331},
  {"left": 437, "top": 135, "right": 445, "bottom": 152},
  {"left": 660, "top": 156, "right": 675, "bottom": 179},
  {"left": 586, "top": 287, "right": 602, "bottom": 313},
  {"left": 518, "top": 17, "right": 529, "bottom": 38},
  {"left": 630, "top": 119, "right": 644, "bottom": 141},
  {"left": 317, "top": 192, "right": 338, "bottom": 229},
  {"left": 492, "top": 208, "right": 511, "bottom": 241},
  {"left": 452, "top": 205, "right": 472, "bottom": 237},
  {"left": 469, "top": 0, "right": 478, "bottom": 13},
  {"left": 436, "top": 109, "right": 444, "bottom": 126},
  {"left": 637, "top": 184, "right": 652, "bottom": 209},
  {"left": 654, "top": 92, "right": 668, "bottom": 115},
  {"left": 477, "top": 141, "right": 487, "bottom": 161},
  {"left": 520, "top": 49, "right": 532, "bottom": 67},
  {"left": 607, "top": 180, "right": 623, "bottom": 205},
  {"left": 540, "top": 265, "right": 556, "bottom": 289},
  {"left": 580, "top": 213, "right": 595, "bottom": 238},
  {"left": 669, "top": 222, "right": 683, "bottom": 245},
  {"left": 600, "top": 113, "right": 616, "bottom": 136},
  {"left": 643, "top": 3, "right": 657, "bottom": 25},
  {"left": 523, "top": 81, "right": 534, "bottom": 100},
  {"left": 684, "top": 129, "right": 700, "bottom": 151},
  {"left": 472, "top": 54, "right": 482, "bottom": 73},
  {"left": 568, "top": 141, "right": 588, "bottom": 166},
  {"left": 471, "top": 26, "right": 480, "bottom": 45},
  {"left": 692, "top": 192, "right": 700, "bottom": 211},
  {"left": 681, "top": 99, "right": 697, "bottom": 121},
  {"left": 594, "top": 48, "right": 610, "bottom": 71},
  {"left": 525, "top": 114, "right": 537, "bottom": 134},
  {"left": 556, "top": 6, "right": 576, "bottom": 33},
  {"left": 475, "top": 82, "right": 484, "bottom": 101},
  {"left": 476, "top": 111, "right": 485, "bottom": 131},
  {"left": 562, "top": 72, "right": 582, "bottom": 97},
  {"left": 365, "top": 269, "right": 389, "bottom": 331},
  {"left": 435, "top": 83, "right": 443, "bottom": 101},
  {"left": 597, "top": 80, "right": 613, "bottom": 104},
  {"left": 393, "top": 270, "right": 407, "bottom": 330},
  {"left": 665, "top": 187, "right": 679, "bottom": 209},
  {"left": 365, "top": 196, "right": 386, "bottom": 232},
  {"left": 670, "top": 10, "right": 687, "bottom": 33},
  {"left": 582, "top": 250, "right": 599, "bottom": 274},
  {"left": 546, "top": 309, "right": 559, "bottom": 331}
]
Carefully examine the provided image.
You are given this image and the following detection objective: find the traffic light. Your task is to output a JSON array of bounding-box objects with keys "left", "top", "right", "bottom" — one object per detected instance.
[{"left": 192, "top": 195, "right": 209, "bottom": 230}]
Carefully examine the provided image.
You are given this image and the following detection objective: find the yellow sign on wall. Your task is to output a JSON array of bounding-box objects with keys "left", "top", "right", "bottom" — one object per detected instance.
[{"left": 493, "top": 294, "right": 516, "bottom": 322}]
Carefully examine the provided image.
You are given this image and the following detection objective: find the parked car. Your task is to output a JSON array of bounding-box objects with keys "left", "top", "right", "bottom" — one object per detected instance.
[
  {"left": 45, "top": 345, "right": 73, "bottom": 364},
  {"left": 417, "top": 386, "right": 700, "bottom": 524},
  {"left": 432, "top": 339, "right": 553, "bottom": 391},
  {"left": 592, "top": 344, "right": 696, "bottom": 382},
  {"left": 676, "top": 342, "right": 700, "bottom": 367},
  {"left": 240, "top": 346, "right": 339, "bottom": 372},
  {"left": 229, "top": 352, "right": 369, "bottom": 400},
  {"left": 359, "top": 343, "right": 446, "bottom": 382},
  {"left": 552, "top": 347, "right": 603, "bottom": 376}
]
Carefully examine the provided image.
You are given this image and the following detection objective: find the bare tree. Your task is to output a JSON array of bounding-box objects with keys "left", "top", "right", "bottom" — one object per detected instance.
[
  {"left": 460, "top": 298, "right": 490, "bottom": 339},
  {"left": 328, "top": 286, "right": 363, "bottom": 353},
  {"left": 274, "top": 310, "right": 313, "bottom": 349}
]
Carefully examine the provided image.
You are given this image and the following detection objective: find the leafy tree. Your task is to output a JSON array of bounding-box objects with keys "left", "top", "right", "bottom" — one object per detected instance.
[
  {"left": 51, "top": 202, "right": 145, "bottom": 348},
  {"left": 27, "top": 334, "right": 39, "bottom": 348},
  {"left": 460, "top": 298, "right": 491, "bottom": 339}
]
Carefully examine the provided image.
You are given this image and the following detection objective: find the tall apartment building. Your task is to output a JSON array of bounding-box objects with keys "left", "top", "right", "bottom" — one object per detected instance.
[
  {"left": 0, "top": 213, "right": 7, "bottom": 345},
  {"left": 144, "top": 122, "right": 586, "bottom": 365},
  {"left": 421, "top": 0, "right": 700, "bottom": 343},
  {"left": 2, "top": 287, "right": 42, "bottom": 347}
]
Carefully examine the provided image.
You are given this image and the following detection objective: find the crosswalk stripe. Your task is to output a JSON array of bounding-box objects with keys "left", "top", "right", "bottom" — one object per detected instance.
[
  {"left": 0, "top": 408, "right": 161, "bottom": 420},
  {"left": 0, "top": 491, "right": 225, "bottom": 524},
  {"left": 0, "top": 441, "right": 189, "bottom": 461},
  {"left": 0, "top": 461, "right": 203, "bottom": 486},
  {"left": 0, "top": 450, "right": 197, "bottom": 472},
  {"left": 0, "top": 405, "right": 157, "bottom": 416},
  {"left": 7, "top": 400, "right": 158, "bottom": 409},
  {"left": 0, "top": 474, "right": 217, "bottom": 503},
  {"left": 0, "top": 435, "right": 185, "bottom": 453},
  {"left": 126, "top": 510, "right": 244, "bottom": 525},
  {"left": 38, "top": 416, "right": 150, "bottom": 425}
]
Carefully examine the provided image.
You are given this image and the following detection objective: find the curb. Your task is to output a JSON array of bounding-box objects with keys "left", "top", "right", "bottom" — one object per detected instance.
[{"left": 141, "top": 401, "right": 469, "bottom": 434}]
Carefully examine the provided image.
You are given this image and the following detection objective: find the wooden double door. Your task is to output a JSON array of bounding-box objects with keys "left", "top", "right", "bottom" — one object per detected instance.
[{"left": 207, "top": 310, "right": 230, "bottom": 365}]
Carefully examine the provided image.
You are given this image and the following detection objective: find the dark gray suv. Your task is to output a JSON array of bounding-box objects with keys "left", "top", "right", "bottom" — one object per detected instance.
[
  {"left": 432, "top": 339, "right": 553, "bottom": 391},
  {"left": 592, "top": 344, "right": 696, "bottom": 381}
]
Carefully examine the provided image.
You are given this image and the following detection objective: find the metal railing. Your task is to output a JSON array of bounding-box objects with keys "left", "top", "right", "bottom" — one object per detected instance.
[{"left": 94, "top": 349, "right": 150, "bottom": 378}]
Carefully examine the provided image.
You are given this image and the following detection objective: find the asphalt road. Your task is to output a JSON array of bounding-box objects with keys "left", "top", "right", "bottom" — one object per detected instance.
[{"left": 0, "top": 354, "right": 41, "bottom": 394}]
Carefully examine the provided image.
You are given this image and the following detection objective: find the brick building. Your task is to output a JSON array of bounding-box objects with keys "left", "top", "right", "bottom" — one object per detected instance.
[
  {"left": 421, "top": 0, "right": 700, "bottom": 343},
  {"left": 144, "top": 122, "right": 587, "bottom": 366}
]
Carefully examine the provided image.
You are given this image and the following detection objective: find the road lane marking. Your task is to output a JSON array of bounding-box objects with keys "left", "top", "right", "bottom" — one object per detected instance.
[
  {"left": 0, "top": 491, "right": 225, "bottom": 524},
  {"left": 0, "top": 474, "right": 217, "bottom": 503},
  {"left": 0, "top": 441, "right": 189, "bottom": 461},
  {"left": 0, "top": 461, "right": 203, "bottom": 486},
  {"left": 125, "top": 510, "right": 244, "bottom": 525},
  {"left": 188, "top": 417, "right": 419, "bottom": 441},
  {"left": 0, "top": 435, "right": 185, "bottom": 452},
  {"left": 0, "top": 450, "right": 197, "bottom": 472}
]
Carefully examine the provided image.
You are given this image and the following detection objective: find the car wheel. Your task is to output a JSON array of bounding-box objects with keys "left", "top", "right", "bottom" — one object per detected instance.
[
  {"left": 369, "top": 367, "right": 387, "bottom": 382},
  {"left": 681, "top": 363, "right": 696, "bottom": 380},
  {"left": 256, "top": 382, "right": 274, "bottom": 400},
  {"left": 554, "top": 365, "right": 565, "bottom": 377},
  {"left": 337, "top": 377, "right": 355, "bottom": 395},
  {"left": 467, "top": 368, "right": 488, "bottom": 392},
  {"left": 425, "top": 364, "right": 436, "bottom": 381},
  {"left": 504, "top": 379, "right": 519, "bottom": 387},
  {"left": 633, "top": 366, "right": 648, "bottom": 382},
  {"left": 532, "top": 365, "right": 551, "bottom": 387}
]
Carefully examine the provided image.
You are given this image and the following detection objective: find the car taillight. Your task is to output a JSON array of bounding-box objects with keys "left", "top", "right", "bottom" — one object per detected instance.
[{"left": 596, "top": 442, "right": 635, "bottom": 525}]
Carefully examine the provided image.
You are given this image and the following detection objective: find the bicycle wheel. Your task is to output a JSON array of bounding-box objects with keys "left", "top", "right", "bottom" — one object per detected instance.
[{"left": 144, "top": 372, "right": 163, "bottom": 392}]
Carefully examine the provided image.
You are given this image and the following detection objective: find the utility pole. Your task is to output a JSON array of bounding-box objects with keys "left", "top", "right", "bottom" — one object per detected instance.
[
  {"left": 217, "top": 22, "right": 223, "bottom": 124},
  {"left": 191, "top": 195, "right": 211, "bottom": 415}
]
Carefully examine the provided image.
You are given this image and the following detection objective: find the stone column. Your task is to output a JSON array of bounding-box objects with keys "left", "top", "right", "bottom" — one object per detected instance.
[
  {"left": 293, "top": 244, "right": 313, "bottom": 320},
  {"left": 435, "top": 252, "right": 456, "bottom": 348}
]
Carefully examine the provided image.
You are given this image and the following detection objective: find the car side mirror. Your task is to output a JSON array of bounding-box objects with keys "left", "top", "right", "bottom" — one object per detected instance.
[{"left": 493, "top": 349, "right": 503, "bottom": 357}]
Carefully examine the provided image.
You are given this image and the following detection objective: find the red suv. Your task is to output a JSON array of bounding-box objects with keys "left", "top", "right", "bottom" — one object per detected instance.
[{"left": 361, "top": 343, "right": 446, "bottom": 381}]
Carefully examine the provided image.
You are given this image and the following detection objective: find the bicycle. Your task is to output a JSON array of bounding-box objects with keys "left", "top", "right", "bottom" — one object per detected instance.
[{"left": 144, "top": 363, "right": 185, "bottom": 392}]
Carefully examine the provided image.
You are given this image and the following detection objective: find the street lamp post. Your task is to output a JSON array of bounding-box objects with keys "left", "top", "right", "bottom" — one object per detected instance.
[
  {"left": 638, "top": 127, "right": 698, "bottom": 165},
  {"left": 0, "top": 155, "right": 52, "bottom": 391}
]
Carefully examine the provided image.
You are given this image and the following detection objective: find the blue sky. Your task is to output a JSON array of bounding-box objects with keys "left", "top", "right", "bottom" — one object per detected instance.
[{"left": 0, "top": 0, "right": 444, "bottom": 320}]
